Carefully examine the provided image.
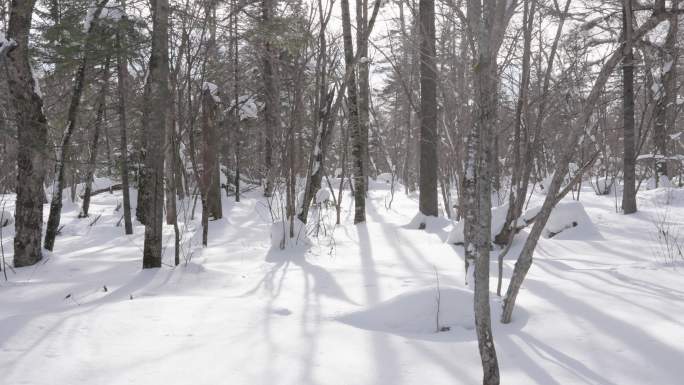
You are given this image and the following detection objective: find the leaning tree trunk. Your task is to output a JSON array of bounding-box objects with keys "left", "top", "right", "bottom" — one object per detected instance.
[
  {"left": 418, "top": 0, "right": 438, "bottom": 219},
  {"left": 621, "top": 0, "right": 637, "bottom": 214},
  {"left": 141, "top": 0, "right": 170, "bottom": 269},
  {"left": 80, "top": 58, "right": 110, "bottom": 218},
  {"left": 501, "top": 8, "right": 672, "bottom": 323},
  {"left": 4, "top": 0, "right": 49, "bottom": 267},
  {"left": 44, "top": 0, "right": 109, "bottom": 251},
  {"left": 116, "top": 22, "right": 133, "bottom": 235}
]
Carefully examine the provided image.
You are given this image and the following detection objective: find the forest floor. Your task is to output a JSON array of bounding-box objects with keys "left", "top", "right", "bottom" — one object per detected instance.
[{"left": 0, "top": 179, "right": 683, "bottom": 385}]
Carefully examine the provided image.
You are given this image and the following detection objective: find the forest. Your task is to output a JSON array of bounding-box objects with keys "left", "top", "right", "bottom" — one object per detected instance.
[{"left": 0, "top": 0, "right": 682, "bottom": 384}]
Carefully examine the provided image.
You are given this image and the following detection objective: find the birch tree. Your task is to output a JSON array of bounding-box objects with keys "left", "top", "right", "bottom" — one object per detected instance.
[{"left": 461, "top": 1, "right": 517, "bottom": 383}]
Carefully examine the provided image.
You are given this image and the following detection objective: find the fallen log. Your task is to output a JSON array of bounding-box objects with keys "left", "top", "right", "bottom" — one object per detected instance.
[{"left": 79, "top": 183, "right": 123, "bottom": 199}]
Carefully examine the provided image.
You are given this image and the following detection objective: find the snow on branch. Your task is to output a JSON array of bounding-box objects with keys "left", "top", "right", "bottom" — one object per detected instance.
[
  {"left": 0, "top": 37, "right": 17, "bottom": 60},
  {"left": 202, "top": 82, "right": 221, "bottom": 103}
]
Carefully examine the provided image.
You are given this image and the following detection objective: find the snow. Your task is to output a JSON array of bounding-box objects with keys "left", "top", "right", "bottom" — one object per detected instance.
[
  {"left": 337, "top": 286, "right": 513, "bottom": 336},
  {"left": 202, "top": 82, "right": 221, "bottom": 103},
  {"left": 0, "top": 209, "right": 13, "bottom": 227},
  {"left": 590, "top": 176, "right": 613, "bottom": 195},
  {"left": 231, "top": 95, "right": 258, "bottom": 120},
  {"left": 83, "top": 0, "right": 123, "bottom": 31},
  {"left": 646, "top": 20, "right": 670, "bottom": 47},
  {"left": 0, "top": 37, "right": 17, "bottom": 57},
  {"left": 376, "top": 173, "right": 393, "bottom": 183},
  {"left": 1, "top": 183, "right": 683, "bottom": 385},
  {"left": 270, "top": 218, "right": 309, "bottom": 249},
  {"left": 30, "top": 66, "right": 43, "bottom": 99},
  {"left": 100, "top": 3, "right": 125, "bottom": 22},
  {"left": 542, "top": 201, "right": 601, "bottom": 239},
  {"left": 447, "top": 204, "right": 508, "bottom": 244},
  {"left": 315, "top": 188, "right": 331, "bottom": 204}
]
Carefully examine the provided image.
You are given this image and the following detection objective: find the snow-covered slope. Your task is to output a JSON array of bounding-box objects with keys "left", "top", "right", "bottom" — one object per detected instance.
[{"left": 0, "top": 185, "right": 682, "bottom": 385}]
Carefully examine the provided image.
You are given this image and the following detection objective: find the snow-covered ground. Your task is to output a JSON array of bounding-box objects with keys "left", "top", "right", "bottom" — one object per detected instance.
[{"left": 1, "top": 181, "right": 683, "bottom": 385}]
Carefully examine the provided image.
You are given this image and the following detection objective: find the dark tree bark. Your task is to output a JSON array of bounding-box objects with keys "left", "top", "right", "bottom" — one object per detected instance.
[
  {"left": 261, "top": 0, "right": 280, "bottom": 197},
  {"left": 201, "top": 85, "right": 223, "bottom": 221},
  {"left": 621, "top": 0, "right": 637, "bottom": 214},
  {"left": 356, "top": 0, "right": 370, "bottom": 184},
  {"left": 418, "top": 0, "right": 438, "bottom": 219},
  {"left": 5, "top": 0, "right": 48, "bottom": 267},
  {"left": 44, "top": 0, "right": 109, "bottom": 251},
  {"left": 142, "top": 0, "right": 171, "bottom": 268},
  {"left": 299, "top": 0, "right": 334, "bottom": 223},
  {"left": 652, "top": 1, "right": 678, "bottom": 184},
  {"left": 164, "top": 104, "right": 177, "bottom": 225},
  {"left": 116, "top": 21, "right": 133, "bottom": 235},
  {"left": 80, "top": 58, "right": 111, "bottom": 218},
  {"left": 341, "top": 0, "right": 366, "bottom": 224},
  {"left": 233, "top": 0, "right": 241, "bottom": 203}
]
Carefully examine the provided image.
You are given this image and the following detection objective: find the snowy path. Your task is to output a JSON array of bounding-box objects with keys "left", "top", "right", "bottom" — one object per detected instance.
[{"left": 1, "top": 185, "right": 683, "bottom": 384}]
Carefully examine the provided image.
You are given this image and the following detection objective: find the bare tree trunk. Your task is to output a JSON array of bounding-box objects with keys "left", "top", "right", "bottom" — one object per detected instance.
[
  {"left": 341, "top": 0, "right": 365, "bottom": 224},
  {"left": 201, "top": 86, "right": 222, "bottom": 221},
  {"left": 418, "top": 0, "right": 438, "bottom": 219},
  {"left": 652, "top": 1, "right": 678, "bottom": 183},
  {"left": 142, "top": 0, "right": 170, "bottom": 269},
  {"left": 44, "top": 0, "right": 109, "bottom": 251},
  {"left": 261, "top": 0, "right": 280, "bottom": 197},
  {"left": 462, "top": 2, "right": 517, "bottom": 384},
  {"left": 5, "top": 0, "right": 48, "bottom": 267},
  {"left": 501, "top": 8, "right": 671, "bottom": 323},
  {"left": 356, "top": 0, "right": 370, "bottom": 185},
  {"left": 233, "top": 0, "right": 241, "bottom": 203},
  {"left": 299, "top": 1, "right": 335, "bottom": 223},
  {"left": 80, "top": 57, "right": 111, "bottom": 218},
  {"left": 116, "top": 22, "right": 133, "bottom": 235},
  {"left": 164, "top": 100, "right": 177, "bottom": 225},
  {"left": 621, "top": 0, "right": 637, "bottom": 214}
]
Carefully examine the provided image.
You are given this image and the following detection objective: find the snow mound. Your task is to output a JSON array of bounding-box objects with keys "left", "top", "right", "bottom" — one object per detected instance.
[
  {"left": 447, "top": 204, "right": 508, "bottom": 244},
  {"left": 0, "top": 209, "right": 13, "bottom": 227},
  {"left": 202, "top": 82, "right": 221, "bottom": 102},
  {"left": 376, "top": 173, "right": 393, "bottom": 184},
  {"left": 315, "top": 188, "right": 331, "bottom": 204},
  {"left": 337, "top": 286, "right": 527, "bottom": 339},
  {"left": 408, "top": 213, "right": 450, "bottom": 231},
  {"left": 590, "top": 177, "right": 613, "bottom": 195},
  {"left": 270, "top": 218, "right": 310, "bottom": 250},
  {"left": 337, "top": 286, "right": 475, "bottom": 335},
  {"left": 543, "top": 201, "right": 601, "bottom": 240},
  {"left": 646, "top": 176, "right": 673, "bottom": 189}
]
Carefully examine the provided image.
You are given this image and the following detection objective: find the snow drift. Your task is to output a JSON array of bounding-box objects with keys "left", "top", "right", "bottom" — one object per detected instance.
[
  {"left": 536, "top": 201, "right": 602, "bottom": 240},
  {"left": 447, "top": 204, "right": 510, "bottom": 244},
  {"left": 337, "top": 286, "right": 527, "bottom": 340}
]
